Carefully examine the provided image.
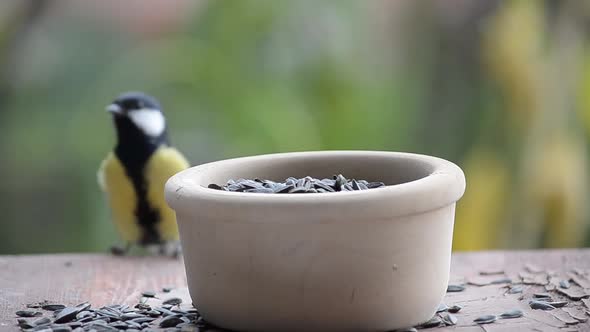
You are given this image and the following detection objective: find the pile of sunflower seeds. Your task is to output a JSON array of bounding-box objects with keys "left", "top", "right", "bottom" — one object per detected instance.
[
  {"left": 208, "top": 174, "right": 386, "bottom": 194},
  {"left": 15, "top": 298, "right": 222, "bottom": 332}
]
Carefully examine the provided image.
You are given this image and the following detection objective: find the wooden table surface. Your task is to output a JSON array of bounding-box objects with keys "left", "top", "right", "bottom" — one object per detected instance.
[{"left": 1, "top": 250, "right": 589, "bottom": 331}]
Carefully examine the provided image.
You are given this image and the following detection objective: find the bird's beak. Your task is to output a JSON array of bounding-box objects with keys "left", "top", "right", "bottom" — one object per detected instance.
[{"left": 106, "top": 104, "right": 122, "bottom": 114}]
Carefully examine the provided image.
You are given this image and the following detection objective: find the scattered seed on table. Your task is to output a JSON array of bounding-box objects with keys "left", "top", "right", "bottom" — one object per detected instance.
[
  {"left": 162, "top": 287, "right": 173, "bottom": 293},
  {"left": 447, "top": 284, "right": 465, "bottom": 292},
  {"left": 135, "top": 303, "right": 151, "bottom": 310},
  {"left": 417, "top": 316, "right": 442, "bottom": 328},
  {"left": 160, "top": 315, "right": 184, "bottom": 328},
  {"left": 547, "top": 301, "right": 568, "bottom": 308},
  {"left": 15, "top": 310, "right": 42, "bottom": 317},
  {"left": 394, "top": 328, "right": 418, "bottom": 332},
  {"left": 500, "top": 309, "right": 523, "bottom": 319},
  {"left": 33, "top": 316, "right": 52, "bottom": 326},
  {"left": 530, "top": 300, "right": 556, "bottom": 310},
  {"left": 508, "top": 285, "right": 524, "bottom": 294},
  {"left": 534, "top": 292, "right": 552, "bottom": 298},
  {"left": 17, "top": 318, "right": 34, "bottom": 329},
  {"left": 560, "top": 279, "right": 571, "bottom": 289},
  {"left": 436, "top": 303, "right": 448, "bottom": 313},
  {"left": 67, "top": 321, "right": 82, "bottom": 328},
  {"left": 121, "top": 312, "right": 144, "bottom": 320},
  {"left": 141, "top": 291, "right": 156, "bottom": 298},
  {"left": 162, "top": 298, "right": 182, "bottom": 306},
  {"left": 52, "top": 325, "right": 73, "bottom": 332},
  {"left": 448, "top": 305, "right": 462, "bottom": 313},
  {"left": 127, "top": 321, "right": 142, "bottom": 329},
  {"left": 474, "top": 315, "right": 496, "bottom": 324},
  {"left": 54, "top": 306, "right": 83, "bottom": 324},
  {"left": 75, "top": 311, "right": 94, "bottom": 320},
  {"left": 41, "top": 304, "right": 66, "bottom": 311},
  {"left": 442, "top": 313, "right": 458, "bottom": 326}
]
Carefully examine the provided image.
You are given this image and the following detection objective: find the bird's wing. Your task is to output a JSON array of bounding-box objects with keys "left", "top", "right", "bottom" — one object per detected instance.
[{"left": 97, "top": 153, "right": 112, "bottom": 192}]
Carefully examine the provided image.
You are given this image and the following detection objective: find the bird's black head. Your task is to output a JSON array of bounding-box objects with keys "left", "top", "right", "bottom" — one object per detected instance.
[{"left": 106, "top": 92, "right": 168, "bottom": 143}]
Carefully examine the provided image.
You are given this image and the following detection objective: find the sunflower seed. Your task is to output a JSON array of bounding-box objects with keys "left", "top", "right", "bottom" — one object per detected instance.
[
  {"left": 448, "top": 305, "right": 462, "bottom": 313},
  {"left": 141, "top": 291, "right": 156, "bottom": 298},
  {"left": 474, "top": 315, "right": 496, "bottom": 324},
  {"left": 290, "top": 187, "right": 308, "bottom": 193},
  {"left": 146, "top": 310, "right": 161, "bottom": 317},
  {"left": 16, "top": 310, "right": 43, "bottom": 317},
  {"left": 417, "top": 316, "right": 442, "bottom": 328},
  {"left": 534, "top": 292, "right": 551, "bottom": 298},
  {"left": 17, "top": 319, "right": 35, "bottom": 329},
  {"left": 121, "top": 312, "right": 144, "bottom": 320},
  {"left": 313, "top": 181, "right": 335, "bottom": 192},
  {"left": 54, "top": 307, "right": 83, "bottom": 323},
  {"left": 367, "top": 181, "right": 385, "bottom": 188},
  {"left": 33, "top": 317, "right": 52, "bottom": 326},
  {"left": 508, "top": 285, "right": 524, "bottom": 294},
  {"left": 160, "top": 315, "right": 184, "bottom": 328},
  {"left": 162, "top": 298, "right": 182, "bottom": 306},
  {"left": 129, "top": 317, "right": 155, "bottom": 324},
  {"left": 447, "top": 284, "right": 465, "bottom": 292},
  {"left": 41, "top": 304, "right": 66, "bottom": 311},
  {"left": 126, "top": 321, "right": 142, "bottom": 328},
  {"left": 500, "top": 309, "right": 523, "bottom": 319},
  {"left": 442, "top": 313, "right": 458, "bottom": 326},
  {"left": 560, "top": 280, "right": 571, "bottom": 289},
  {"left": 436, "top": 303, "right": 448, "bottom": 313},
  {"left": 134, "top": 303, "right": 151, "bottom": 310},
  {"left": 547, "top": 301, "right": 568, "bottom": 308},
  {"left": 155, "top": 307, "right": 175, "bottom": 316},
  {"left": 52, "top": 325, "right": 73, "bottom": 332},
  {"left": 67, "top": 322, "right": 82, "bottom": 328},
  {"left": 529, "top": 300, "right": 556, "bottom": 310},
  {"left": 393, "top": 328, "right": 417, "bottom": 332},
  {"left": 76, "top": 311, "right": 95, "bottom": 320},
  {"left": 275, "top": 184, "right": 293, "bottom": 193}
]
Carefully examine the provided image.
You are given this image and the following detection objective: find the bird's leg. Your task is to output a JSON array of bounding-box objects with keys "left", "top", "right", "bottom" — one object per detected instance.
[
  {"left": 110, "top": 243, "right": 131, "bottom": 256},
  {"left": 158, "top": 243, "right": 167, "bottom": 256},
  {"left": 172, "top": 242, "right": 183, "bottom": 259},
  {"left": 158, "top": 242, "right": 182, "bottom": 258}
]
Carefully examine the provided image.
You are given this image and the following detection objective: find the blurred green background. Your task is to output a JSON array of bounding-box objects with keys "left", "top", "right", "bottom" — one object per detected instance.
[{"left": 1, "top": 0, "right": 589, "bottom": 254}]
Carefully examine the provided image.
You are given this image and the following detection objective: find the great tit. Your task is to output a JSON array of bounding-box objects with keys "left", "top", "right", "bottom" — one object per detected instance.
[{"left": 98, "top": 92, "right": 190, "bottom": 256}]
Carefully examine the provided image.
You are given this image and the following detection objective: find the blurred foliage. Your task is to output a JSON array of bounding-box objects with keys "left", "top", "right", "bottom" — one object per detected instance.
[{"left": 0, "top": 0, "right": 589, "bottom": 254}]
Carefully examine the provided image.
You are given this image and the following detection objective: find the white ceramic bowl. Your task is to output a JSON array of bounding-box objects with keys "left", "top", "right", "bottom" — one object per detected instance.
[{"left": 165, "top": 151, "right": 465, "bottom": 332}]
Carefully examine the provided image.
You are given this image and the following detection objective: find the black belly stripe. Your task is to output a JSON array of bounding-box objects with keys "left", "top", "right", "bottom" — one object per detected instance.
[{"left": 114, "top": 116, "right": 169, "bottom": 245}]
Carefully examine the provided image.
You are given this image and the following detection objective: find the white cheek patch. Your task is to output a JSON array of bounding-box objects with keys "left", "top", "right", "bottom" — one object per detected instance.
[{"left": 128, "top": 108, "right": 166, "bottom": 137}]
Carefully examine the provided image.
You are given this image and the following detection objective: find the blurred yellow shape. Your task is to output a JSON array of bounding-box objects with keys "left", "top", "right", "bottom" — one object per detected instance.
[
  {"left": 482, "top": 0, "right": 543, "bottom": 129},
  {"left": 454, "top": 149, "right": 508, "bottom": 250},
  {"left": 523, "top": 133, "right": 588, "bottom": 248}
]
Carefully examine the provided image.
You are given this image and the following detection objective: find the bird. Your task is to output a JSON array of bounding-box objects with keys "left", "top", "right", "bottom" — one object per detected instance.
[{"left": 98, "top": 92, "right": 190, "bottom": 256}]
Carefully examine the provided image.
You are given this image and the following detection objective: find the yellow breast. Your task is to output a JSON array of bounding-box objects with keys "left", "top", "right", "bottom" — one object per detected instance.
[{"left": 98, "top": 147, "right": 190, "bottom": 244}]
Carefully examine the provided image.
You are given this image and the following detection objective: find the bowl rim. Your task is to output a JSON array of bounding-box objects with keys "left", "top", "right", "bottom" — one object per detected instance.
[{"left": 165, "top": 150, "right": 466, "bottom": 220}]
